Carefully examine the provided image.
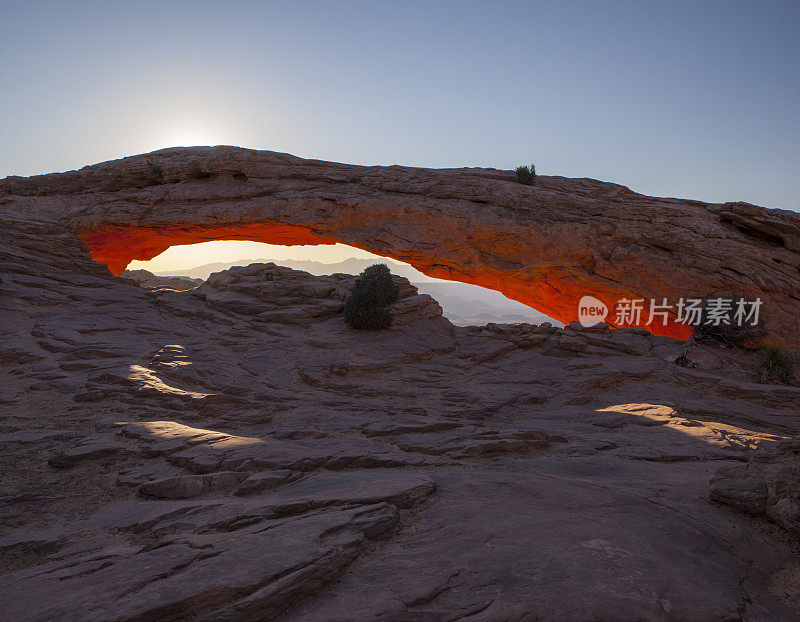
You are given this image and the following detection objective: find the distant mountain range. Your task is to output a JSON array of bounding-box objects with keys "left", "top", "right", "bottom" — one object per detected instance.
[
  {"left": 158, "top": 257, "right": 439, "bottom": 282},
  {"left": 411, "top": 282, "right": 559, "bottom": 326},
  {"left": 157, "top": 258, "right": 560, "bottom": 327},
  {"left": 122, "top": 269, "right": 203, "bottom": 291}
]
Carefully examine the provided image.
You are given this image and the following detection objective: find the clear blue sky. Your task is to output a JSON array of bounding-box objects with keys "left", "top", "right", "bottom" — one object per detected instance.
[{"left": 1, "top": 0, "right": 798, "bottom": 210}]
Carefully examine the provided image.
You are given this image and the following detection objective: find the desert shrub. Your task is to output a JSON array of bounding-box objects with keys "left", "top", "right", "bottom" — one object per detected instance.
[
  {"left": 146, "top": 158, "right": 164, "bottom": 183},
  {"left": 515, "top": 164, "right": 536, "bottom": 185},
  {"left": 344, "top": 264, "right": 399, "bottom": 330},
  {"left": 754, "top": 343, "right": 798, "bottom": 385},
  {"left": 691, "top": 295, "right": 765, "bottom": 349},
  {"left": 693, "top": 320, "right": 764, "bottom": 349}
]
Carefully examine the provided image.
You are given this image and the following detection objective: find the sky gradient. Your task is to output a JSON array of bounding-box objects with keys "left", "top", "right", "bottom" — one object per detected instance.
[{"left": 2, "top": 0, "right": 798, "bottom": 218}]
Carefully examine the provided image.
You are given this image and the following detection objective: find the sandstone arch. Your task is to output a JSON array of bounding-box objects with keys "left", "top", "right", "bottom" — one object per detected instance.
[{"left": 2, "top": 146, "right": 799, "bottom": 344}]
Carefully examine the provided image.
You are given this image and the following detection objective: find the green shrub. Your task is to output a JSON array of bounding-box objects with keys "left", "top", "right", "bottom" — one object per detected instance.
[
  {"left": 344, "top": 264, "right": 399, "bottom": 330},
  {"left": 146, "top": 158, "right": 164, "bottom": 183},
  {"left": 691, "top": 295, "right": 765, "bottom": 349},
  {"left": 515, "top": 164, "right": 536, "bottom": 185},
  {"left": 754, "top": 343, "right": 798, "bottom": 385}
]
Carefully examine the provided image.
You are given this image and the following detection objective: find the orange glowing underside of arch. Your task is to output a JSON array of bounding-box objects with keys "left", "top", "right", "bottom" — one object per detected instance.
[{"left": 77, "top": 222, "right": 693, "bottom": 341}]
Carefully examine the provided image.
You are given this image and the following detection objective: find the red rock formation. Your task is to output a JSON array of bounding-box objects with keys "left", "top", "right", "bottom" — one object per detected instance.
[
  {"left": 80, "top": 222, "right": 332, "bottom": 276},
  {"left": 2, "top": 146, "right": 799, "bottom": 343}
]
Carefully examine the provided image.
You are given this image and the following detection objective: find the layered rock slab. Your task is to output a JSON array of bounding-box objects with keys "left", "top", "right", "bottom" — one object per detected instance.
[
  {"left": 286, "top": 464, "right": 795, "bottom": 621},
  {"left": 0, "top": 501, "right": 404, "bottom": 621},
  {"left": 710, "top": 436, "right": 800, "bottom": 536}
]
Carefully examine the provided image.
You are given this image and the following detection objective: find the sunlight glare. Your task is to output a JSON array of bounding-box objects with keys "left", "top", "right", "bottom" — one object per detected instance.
[{"left": 127, "top": 241, "right": 391, "bottom": 272}]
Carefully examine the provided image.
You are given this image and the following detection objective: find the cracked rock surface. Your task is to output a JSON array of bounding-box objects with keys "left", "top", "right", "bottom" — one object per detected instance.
[{"left": 1, "top": 214, "right": 800, "bottom": 620}]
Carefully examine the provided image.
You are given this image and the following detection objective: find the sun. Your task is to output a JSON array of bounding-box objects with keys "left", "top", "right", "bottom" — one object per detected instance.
[
  {"left": 146, "top": 121, "right": 233, "bottom": 150},
  {"left": 159, "top": 130, "right": 221, "bottom": 148},
  {"left": 141, "top": 111, "right": 246, "bottom": 152}
]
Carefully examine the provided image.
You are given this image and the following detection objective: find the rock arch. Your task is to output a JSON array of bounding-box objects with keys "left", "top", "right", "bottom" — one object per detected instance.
[{"left": 2, "top": 146, "right": 799, "bottom": 344}]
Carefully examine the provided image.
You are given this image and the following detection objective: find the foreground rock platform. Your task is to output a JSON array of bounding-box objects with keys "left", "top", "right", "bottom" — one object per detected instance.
[
  {"left": 2, "top": 146, "right": 799, "bottom": 344},
  {"left": 1, "top": 214, "right": 800, "bottom": 620}
]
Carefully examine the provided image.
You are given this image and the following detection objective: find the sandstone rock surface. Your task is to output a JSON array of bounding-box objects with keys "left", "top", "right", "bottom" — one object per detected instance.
[
  {"left": 711, "top": 436, "right": 800, "bottom": 536},
  {"left": 2, "top": 146, "right": 799, "bottom": 344},
  {"left": 2, "top": 164, "right": 800, "bottom": 619}
]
